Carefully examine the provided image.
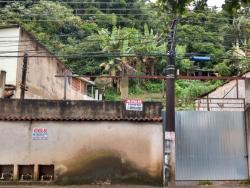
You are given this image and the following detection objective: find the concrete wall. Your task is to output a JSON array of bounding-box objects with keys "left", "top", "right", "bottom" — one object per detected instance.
[
  {"left": 0, "top": 121, "right": 163, "bottom": 185},
  {"left": 0, "top": 99, "right": 162, "bottom": 121},
  {"left": 0, "top": 100, "right": 163, "bottom": 185},
  {"left": 0, "top": 27, "right": 19, "bottom": 85},
  {"left": 14, "top": 29, "right": 90, "bottom": 100},
  {"left": 196, "top": 72, "right": 250, "bottom": 111}
]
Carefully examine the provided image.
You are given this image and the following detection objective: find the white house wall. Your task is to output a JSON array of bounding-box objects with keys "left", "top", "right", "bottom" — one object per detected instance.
[
  {"left": 0, "top": 27, "right": 20, "bottom": 85},
  {"left": 196, "top": 72, "right": 250, "bottom": 111},
  {"left": 14, "top": 29, "right": 89, "bottom": 100}
]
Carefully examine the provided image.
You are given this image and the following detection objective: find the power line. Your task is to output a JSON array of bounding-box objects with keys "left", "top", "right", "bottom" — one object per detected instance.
[
  {"left": 55, "top": 74, "right": 247, "bottom": 81},
  {"left": 0, "top": 19, "right": 159, "bottom": 23},
  {"left": 0, "top": 53, "right": 168, "bottom": 58},
  {"left": 74, "top": 8, "right": 152, "bottom": 11},
  {"left": 0, "top": 1, "right": 154, "bottom": 5},
  {"left": 0, "top": 53, "right": 249, "bottom": 60},
  {"left": 0, "top": 36, "right": 159, "bottom": 44},
  {"left": 20, "top": 13, "right": 152, "bottom": 16},
  {"left": 0, "top": 31, "right": 241, "bottom": 41},
  {"left": 0, "top": 16, "right": 244, "bottom": 24}
]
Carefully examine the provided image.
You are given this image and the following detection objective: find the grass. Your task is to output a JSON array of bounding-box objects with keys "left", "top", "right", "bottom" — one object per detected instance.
[
  {"left": 198, "top": 180, "right": 213, "bottom": 186},
  {"left": 240, "top": 179, "right": 250, "bottom": 185}
]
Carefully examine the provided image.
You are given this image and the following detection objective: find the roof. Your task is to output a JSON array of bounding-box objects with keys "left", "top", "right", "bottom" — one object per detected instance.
[
  {"left": 0, "top": 24, "right": 19, "bottom": 29},
  {"left": 197, "top": 71, "right": 249, "bottom": 99},
  {"left": 0, "top": 116, "right": 161, "bottom": 122},
  {"left": 74, "top": 76, "right": 95, "bottom": 85},
  {"left": 0, "top": 99, "right": 163, "bottom": 122}
]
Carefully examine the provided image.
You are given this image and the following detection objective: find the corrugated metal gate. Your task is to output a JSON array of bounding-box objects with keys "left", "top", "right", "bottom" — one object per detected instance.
[{"left": 176, "top": 111, "right": 248, "bottom": 180}]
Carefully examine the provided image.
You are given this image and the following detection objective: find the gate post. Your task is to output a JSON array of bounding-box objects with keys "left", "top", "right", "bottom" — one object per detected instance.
[{"left": 245, "top": 78, "right": 250, "bottom": 177}]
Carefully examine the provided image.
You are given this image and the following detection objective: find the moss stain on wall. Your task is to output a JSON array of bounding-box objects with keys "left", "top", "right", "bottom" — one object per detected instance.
[{"left": 55, "top": 151, "right": 162, "bottom": 186}]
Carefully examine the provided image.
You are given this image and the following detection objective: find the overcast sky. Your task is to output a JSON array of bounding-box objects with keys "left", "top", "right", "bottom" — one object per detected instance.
[
  {"left": 207, "top": 0, "right": 225, "bottom": 7},
  {"left": 150, "top": 0, "right": 225, "bottom": 7}
]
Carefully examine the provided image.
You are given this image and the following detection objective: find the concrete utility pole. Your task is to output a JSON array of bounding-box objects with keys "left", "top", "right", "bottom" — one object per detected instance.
[
  {"left": 20, "top": 52, "right": 28, "bottom": 99},
  {"left": 165, "top": 19, "right": 177, "bottom": 187},
  {"left": 64, "top": 73, "right": 67, "bottom": 100}
]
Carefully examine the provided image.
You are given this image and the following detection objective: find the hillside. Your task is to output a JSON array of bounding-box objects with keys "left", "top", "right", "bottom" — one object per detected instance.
[{"left": 0, "top": 0, "right": 249, "bottom": 108}]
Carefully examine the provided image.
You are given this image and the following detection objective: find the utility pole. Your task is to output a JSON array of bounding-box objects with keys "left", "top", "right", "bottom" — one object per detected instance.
[
  {"left": 165, "top": 19, "right": 177, "bottom": 187},
  {"left": 64, "top": 73, "right": 67, "bottom": 100},
  {"left": 20, "top": 52, "right": 28, "bottom": 99},
  {"left": 0, "top": 70, "right": 6, "bottom": 98}
]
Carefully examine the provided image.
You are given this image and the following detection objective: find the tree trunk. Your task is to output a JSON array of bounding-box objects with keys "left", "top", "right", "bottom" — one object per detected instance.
[{"left": 120, "top": 75, "right": 128, "bottom": 99}]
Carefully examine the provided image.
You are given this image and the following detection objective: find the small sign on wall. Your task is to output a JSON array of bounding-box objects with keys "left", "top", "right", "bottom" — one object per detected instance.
[
  {"left": 125, "top": 99, "right": 143, "bottom": 111},
  {"left": 32, "top": 128, "right": 48, "bottom": 140}
]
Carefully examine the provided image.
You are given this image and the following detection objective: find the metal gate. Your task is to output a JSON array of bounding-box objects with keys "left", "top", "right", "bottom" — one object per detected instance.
[{"left": 176, "top": 111, "right": 248, "bottom": 180}]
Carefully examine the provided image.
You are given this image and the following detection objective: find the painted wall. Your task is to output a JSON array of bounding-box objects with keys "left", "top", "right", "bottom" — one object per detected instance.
[
  {"left": 14, "top": 29, "right": 91, "bottom": 100},
  {"left": 0, "top": 121, "right": 163, "bottom": 185},
  {"left": 0, "top": 27, "right": 19, "bottom": 85},
  {"left": 196, "top": 72, "right": 250, "bottom": 111}
]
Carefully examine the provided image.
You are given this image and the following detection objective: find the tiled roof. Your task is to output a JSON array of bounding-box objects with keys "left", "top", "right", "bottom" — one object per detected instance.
[{"left": 0, "top": 116, "right": 162, "bottom": 122}]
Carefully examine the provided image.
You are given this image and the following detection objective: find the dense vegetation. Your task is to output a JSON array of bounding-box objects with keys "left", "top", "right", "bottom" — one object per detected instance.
[{"left": 0, "top": 0, "right": 249, "bottom": 108}]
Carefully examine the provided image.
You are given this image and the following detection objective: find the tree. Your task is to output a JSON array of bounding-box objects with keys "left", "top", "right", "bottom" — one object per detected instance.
[
  {"left": 94, "top": 26, "right": 132, "bottom": 98},
  {"left": 214, "top": 62, "right": 231, "bottom": 76},
  {"left": 223, "top": 0, "right": 250, "bottom": 15},
  {"left": 157, "top": 0, "right": 250, "bottom": 14}
]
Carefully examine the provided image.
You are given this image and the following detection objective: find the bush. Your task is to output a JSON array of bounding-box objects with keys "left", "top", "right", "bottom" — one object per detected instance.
[
  {"left": 214, "top": 62, "right": 231, "bottom": 76},
  {"left": 104, "top": 87, "right": 120, "bottom": 101},
  {"left": 143, "top": 82, "right": 162, "bottom": 93}
]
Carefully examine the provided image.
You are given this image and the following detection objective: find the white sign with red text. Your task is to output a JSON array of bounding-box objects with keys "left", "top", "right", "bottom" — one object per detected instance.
[
  {"left": 32, "top": 128, "right": 48, "bottom": 140},
  {"left": 125, "top": 99, "right": 143, "bottom": 111}
]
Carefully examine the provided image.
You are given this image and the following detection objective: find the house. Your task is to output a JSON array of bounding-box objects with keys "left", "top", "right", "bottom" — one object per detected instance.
[
  {"left": 195, "top": 72, "right": 250, "bottom": 111},
  {"left": 0, "top": 25, "right": 97, "bottom": 100}
]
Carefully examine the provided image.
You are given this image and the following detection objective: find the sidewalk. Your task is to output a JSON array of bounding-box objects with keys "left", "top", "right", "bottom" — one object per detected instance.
[
  {"left": 0, "top": 184, "right": 250, "bottom": 188},
  {"left": 0, "top": 181, "right": 250, "bottom": 188}
]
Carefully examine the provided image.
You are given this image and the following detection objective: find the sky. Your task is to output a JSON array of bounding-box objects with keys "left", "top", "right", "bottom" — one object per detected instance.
[
  {"left": 207, "top": 0, "right": 225, "bottom": 7},
  {"left": 150, "top": 0, "right": 225, "bottom": 8}
]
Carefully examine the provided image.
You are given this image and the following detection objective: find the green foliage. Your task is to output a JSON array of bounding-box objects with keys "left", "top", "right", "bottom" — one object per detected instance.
[
  {"left": 176, "top": 80, "right": 223, "bottom": 100},
  {"left": 143, "top": 82, "right": 162, "bottom": 93},
  {"left": 240, "top": 179, "right": 250, "bottom": 185},
  {"left": 129, "top": 85, "right": 145, "bottom": 95},
  {"left": 214, "top": 63, "right": 231, "bottom": 76},
  {"left": 104, "top": 87, "right": 121, "bottom": 101},
  {"left": 0, "top": 0, "right": 250, "bottom": 104},
  {"left": 198, "top": 180, "right": 213, "bottom": 186},
  {"left": 157, "top": 0, "right": 249, "bottom": 14}
]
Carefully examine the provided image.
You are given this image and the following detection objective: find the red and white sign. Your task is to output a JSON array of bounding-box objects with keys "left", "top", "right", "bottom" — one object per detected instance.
[
  {"left": 32, "top": 128, "right": 48, "bottom": 140},
  {"left": 125, "top": 99, "right": 143, "bottom": 111}
]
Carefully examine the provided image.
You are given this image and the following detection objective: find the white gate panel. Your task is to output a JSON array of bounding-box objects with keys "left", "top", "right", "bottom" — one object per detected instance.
[{"left": 176, "top": 111, "right": 248, "bottom": 180}]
